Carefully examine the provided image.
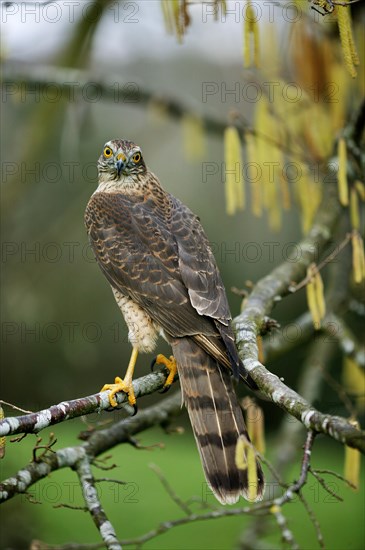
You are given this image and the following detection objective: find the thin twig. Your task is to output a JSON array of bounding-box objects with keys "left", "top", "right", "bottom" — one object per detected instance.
[
  {"left": 0, "top": 400, "right": 33, "bottom": 414},
  {"left": 311, "top": 468, "right": 357, "bottom": 489},
  {"left": 149, "top": 463, "right": 192, "bottom": 516},
  {"left": 309, "top": 469, "right": 344, "bottom": 502},
  {"left": 94, "top": 478, "right": 127, "bottom": 486},
  {"left": 290, "top": 231, "right": 355, "bottom": 292},
  {"left": 297, "top": 493, "right": 325, "bottom": 549}
]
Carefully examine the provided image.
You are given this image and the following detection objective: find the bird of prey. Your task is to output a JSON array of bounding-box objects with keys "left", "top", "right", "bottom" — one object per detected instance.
[{"left": 85, "top": 139, "right": 264, "bottom": 504}]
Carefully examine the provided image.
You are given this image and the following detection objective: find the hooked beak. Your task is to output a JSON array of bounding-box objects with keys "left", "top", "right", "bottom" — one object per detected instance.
[{"left": 115, "top": 159, "right": 124, "bottom": 177}]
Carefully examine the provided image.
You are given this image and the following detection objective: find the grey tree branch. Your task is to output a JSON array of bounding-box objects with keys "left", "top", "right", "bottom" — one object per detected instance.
[
  {"left": 75, "top": 455, "right": 121, "bottom": 550},
  {"left": 0, "top": 367, "right": 171, "bottom": 437},
  {"left": 0, "top": 391, "right": 182, "bottom": 504}
]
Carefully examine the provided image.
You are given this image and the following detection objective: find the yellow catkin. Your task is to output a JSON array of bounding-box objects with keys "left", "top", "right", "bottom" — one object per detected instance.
[
  {"left": 182, "top": 114, "right": 205, "bottom": 161},
  {"left": 297, "top": 167, "right": 322, "bottom": 234},
  {"left": 337, "top": 138, "right": 349, "bottom": 206},
  {"left": 354, "top": 24, "right": 365, "bottom": 96},
  {"left": 314, "top": 270, "right": 326, "bottom": 324},
  {"left": 253, "top": 97, "right": 268, "bottom": 170},
  {"left": 355, "top": 180, "right": 365, "bottom": 201},
  {"left": 253, "top": 96, "right": 285, "bottom": 231},
  {"left": 161, "top": 0, "right": 173, "bottom": 34},
  {"left": 342, "top": 357, "right": 365, "bottom": 412},
  {"left": 247, "top": 444, "right": 258, "bottom": 501},
  {"left": 305, "top": 103, "right": 333, "bottom": 160},
  {"left": 306, "top": 264, "right": 324, "bottom": 329},
  {"left": 243, "top": 1, "right": 259, "bottom": 68},
  {"left": 252, "top": 9, "right": 260, "bottom": 68},
  {"left": 352, "top": 232, "right": 365, "bottom": 284},
  {"left": 347, "top": 11, "right": 359, "bottom": 67},
  {"left": 224, "top": 126, "right": 244, "bottom": 215},
  {"left": 0, "top": 405, "right": 5, "bottom": 459},
  {"left": 235, "top": 435, "right": 247, "bottom": 470},
  {"left": 350, "top": 187, "right": 360, "bottom": 230},
  {"left": 257, "top": 97, "right": 283, "bottom": 230},
  {"left": 243, "top": 13, "right": 251, "bottom": 67},
  {"left": 315, "top": 271, "right": 326, "bottom": 320},
  {"left": 235, "top": 435, "right": 258, "bottom": 502},
  {"left": 261, "top": 21, "right": 279, "bottom": 77},
  {"left": 336, "top": 3, "right": 358, "bottom": 78},
  {"left": 244, "top": 398, "right": 266, "bottom": 455},
  {"left": 172, "top": 0, "right": 183, "bottom": 43},
  {"left": 245, "top": 132, "right": 262, "bottom": 217},
  {"left": 329, "top": 62, "right": 348, "bottom": 133},
  {"left": 344, "top": 420, "right": 361, "bottom": 488}
]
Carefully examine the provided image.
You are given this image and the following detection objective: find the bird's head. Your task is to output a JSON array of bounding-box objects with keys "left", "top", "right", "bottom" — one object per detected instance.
[{"left": 97, "top": 139, "right": 147, "bottom": 185}]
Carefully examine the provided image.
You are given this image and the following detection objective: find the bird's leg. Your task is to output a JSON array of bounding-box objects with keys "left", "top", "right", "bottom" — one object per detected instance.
[
  {"left": 101, "top": 347, "right": 139, "bottom": 408},
  {"left": 153, "top": 354, "right": 178, "bottom": 393}
]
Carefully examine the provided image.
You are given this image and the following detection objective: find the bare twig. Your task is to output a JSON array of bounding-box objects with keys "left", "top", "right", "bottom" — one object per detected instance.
[
  {"left": 297, "top": 493, "right": 325, "bottom": 549},
  {"left": 0, "top": 400, "right": 33, "bottom": 414},
  {"left": 309, "top": 469, "right": 344, "bottom": 502},
  {"left": 290, "top": 231, "right": 355, "bottom": 292},
  {"left": 0, "top": 367, "right": 173, "bottom": 437},
  {"left": 311, "top": 468, "right": 357, "bottom": 488},
  {"left": 149, "top": 463, "right": 192, "bottom": 516}
]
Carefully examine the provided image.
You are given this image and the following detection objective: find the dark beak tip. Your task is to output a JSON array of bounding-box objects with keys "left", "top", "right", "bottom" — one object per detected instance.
[{"left": 115, "top": 160, "right": 124, "bottom": 177}]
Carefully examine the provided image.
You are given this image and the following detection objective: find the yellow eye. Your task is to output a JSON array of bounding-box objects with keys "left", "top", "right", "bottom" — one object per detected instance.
[
  {"left": 132, "top": 152, "right": 141, "bottom": 163},
  {"left": 103, "top": 147, "right": 113, "bottom": 158}
]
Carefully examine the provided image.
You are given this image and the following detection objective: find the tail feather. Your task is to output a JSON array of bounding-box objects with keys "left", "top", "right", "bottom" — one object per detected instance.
[{"left": 171, "top": 337, "right": 264, "bottom": 505}]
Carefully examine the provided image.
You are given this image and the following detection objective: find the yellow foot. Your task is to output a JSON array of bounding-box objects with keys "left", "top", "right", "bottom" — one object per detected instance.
[
  {"left": 154, "top": 354, "right": 178, "bottom": 392},
  {"left": 101, "top": 376, "right": 136, "bottom": 408}
]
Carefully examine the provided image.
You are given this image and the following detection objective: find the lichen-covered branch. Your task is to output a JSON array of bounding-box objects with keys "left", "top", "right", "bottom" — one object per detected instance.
[
  {"left": 75, "top": 455, "right": 121, "bottom": 550},
  {"left": 0, "top": 391, "right": 182, "bottom": 503},
  {"left": 0, "top": 367, "right": 172, "bottom": 437}
]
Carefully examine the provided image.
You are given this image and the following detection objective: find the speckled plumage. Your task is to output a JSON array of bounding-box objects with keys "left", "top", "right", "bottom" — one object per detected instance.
[{"left": 85, "top": 139, "right": 264, "bottom": 504}]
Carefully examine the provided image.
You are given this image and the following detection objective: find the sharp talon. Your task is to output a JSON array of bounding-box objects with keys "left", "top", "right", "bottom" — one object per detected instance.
[
  {"left": 153, "top": 354, "right": 178, "bottom": 392},
  {"left": 131, "top": 403, "right": 138, "bottom": 416},
  {"left": 150, "top": 357, "right": 157, "bottom": 372}
]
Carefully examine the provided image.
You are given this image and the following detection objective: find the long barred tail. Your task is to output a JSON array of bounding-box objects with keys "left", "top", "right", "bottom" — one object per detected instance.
[{"left": 171, "top": 338, "right": 264, "bottom": 505}]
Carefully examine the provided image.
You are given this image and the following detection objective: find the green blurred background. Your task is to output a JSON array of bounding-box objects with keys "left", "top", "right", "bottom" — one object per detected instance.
[{"left": 1, "top": 1, "right": 364, "bottom": 548}]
